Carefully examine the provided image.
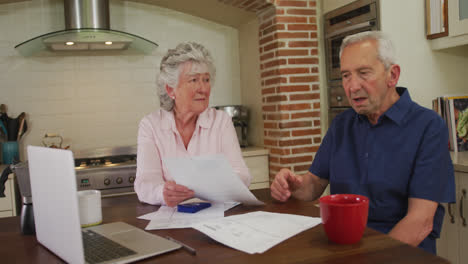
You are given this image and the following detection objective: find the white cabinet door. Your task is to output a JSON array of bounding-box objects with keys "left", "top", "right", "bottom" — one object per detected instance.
[
  {"left": 438, "top": 201, "right": 459, "bottom": 263},
  {"left": 437, "top": 203, "right": 452, "bottom": 260},
  {"left": 449, "top": 0, "right": 468, "bottom": 36},
  {"left": 244, "top": 154, "right": 269, "bottom": 190},
  {"left": 458, "top": 172, "right": 468, "bottom": 264}
]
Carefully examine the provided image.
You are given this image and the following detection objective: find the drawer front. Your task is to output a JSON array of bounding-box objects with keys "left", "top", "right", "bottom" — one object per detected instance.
[
  {"left": 0, "top": 178, "right": 12, "bottom": 211},
  {"left": 0, "top": 210, "right": 13, "bottom": 217},
  {"left": 244, "top": 155, "right": 269, "bottom": 184}
]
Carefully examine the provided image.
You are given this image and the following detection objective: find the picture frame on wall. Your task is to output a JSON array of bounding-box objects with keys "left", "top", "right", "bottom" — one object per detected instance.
[{"left": 425, "top": 0, "right": 449, "bottom": 39}]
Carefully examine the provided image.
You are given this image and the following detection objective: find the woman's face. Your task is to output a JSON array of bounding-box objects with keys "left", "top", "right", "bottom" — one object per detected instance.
[{"left": 168, "top": 61, "right": 211, "bottom": 115}]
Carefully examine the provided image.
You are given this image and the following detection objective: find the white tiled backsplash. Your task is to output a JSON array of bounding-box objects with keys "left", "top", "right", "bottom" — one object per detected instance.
[{"left": 0, "top": 0, "right": 242, "bottom": 159}]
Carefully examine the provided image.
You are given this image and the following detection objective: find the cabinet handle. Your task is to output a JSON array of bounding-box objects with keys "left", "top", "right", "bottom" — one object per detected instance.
[
  {"left": 460, "top": 189, "right": 467, "bottom": 227},
  {"left": 448, "top": 203, "right": 455, "bottom": 224},
  {"left": 336, "top": 96, "right": 343, "bottom": 102}
]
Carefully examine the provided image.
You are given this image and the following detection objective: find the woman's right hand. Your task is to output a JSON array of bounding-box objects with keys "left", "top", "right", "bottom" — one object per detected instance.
[{"left": 163, "top": 181, "right": 195, "bottom": 207}]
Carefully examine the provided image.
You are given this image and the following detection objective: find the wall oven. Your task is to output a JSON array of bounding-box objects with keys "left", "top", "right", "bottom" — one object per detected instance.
[{"left": 324, "top": 0, "right": 380, "bottom": 123}]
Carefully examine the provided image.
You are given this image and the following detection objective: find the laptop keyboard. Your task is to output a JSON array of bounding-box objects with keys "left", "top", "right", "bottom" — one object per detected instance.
[{"left": 82, "top": 229, "right": 137, "bottom": 264}]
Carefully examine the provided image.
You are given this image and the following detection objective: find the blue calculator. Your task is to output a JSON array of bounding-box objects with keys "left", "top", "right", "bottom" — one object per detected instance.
[{"left": 177, "top": 202, "right": 211, "bottom": 213}]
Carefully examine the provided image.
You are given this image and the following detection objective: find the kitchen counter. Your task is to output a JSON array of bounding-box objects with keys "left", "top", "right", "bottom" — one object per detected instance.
[
  {"left": 241, "top": 146, "right": 269, "bottom": 157},
  {"left": 451, "top": 152, "right": 468, "bottom": 173},
  {"left": 0, "top": 189, "right": 449, "bottom": 263}
]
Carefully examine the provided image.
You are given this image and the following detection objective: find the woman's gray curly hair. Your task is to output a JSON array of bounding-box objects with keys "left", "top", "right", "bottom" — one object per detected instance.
[{"left": 157, "top": 42, "right": 216, "bottom": 111}]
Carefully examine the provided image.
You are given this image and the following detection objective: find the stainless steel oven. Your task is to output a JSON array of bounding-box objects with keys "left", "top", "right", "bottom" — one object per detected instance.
[{"left": 324, "top": 0, "right": 380, "bottom": 124}]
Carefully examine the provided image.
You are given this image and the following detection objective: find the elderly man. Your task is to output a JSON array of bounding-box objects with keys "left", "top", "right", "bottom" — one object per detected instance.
[{"left": 270, "top": 31, "right": 455, "bottom": 254}]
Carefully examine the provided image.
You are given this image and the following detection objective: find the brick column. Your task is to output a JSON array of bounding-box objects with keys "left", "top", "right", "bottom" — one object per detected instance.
[{"left": 221, "top": 0, "right": 321, "bottom": 180}]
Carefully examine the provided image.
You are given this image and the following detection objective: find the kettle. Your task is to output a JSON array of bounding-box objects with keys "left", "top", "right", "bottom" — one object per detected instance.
[{"left": 12, "top": 162, "right": 35, "bottom": 235}]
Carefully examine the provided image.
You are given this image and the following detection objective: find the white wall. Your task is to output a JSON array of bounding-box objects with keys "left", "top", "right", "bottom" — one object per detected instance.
[
  {"left": 239, "top": 18, "right": 264, "bottom": 147},
  {"left": 0, "top": 0, "right": 242, "bottom": 159},
  {"left": 320, "top": 0, "right": 468, "bottom": 111},
  {"left": 380, "top": 0, "right": 468, "bottom": 107}
]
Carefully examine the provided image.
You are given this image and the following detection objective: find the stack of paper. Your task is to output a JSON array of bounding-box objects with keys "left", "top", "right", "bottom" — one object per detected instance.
[
  {"left": 192, "top": 211, "right": 321, "bottom": 254},
  {"left": 139, "top": 198, "right": 241, "bottom": 230},
  {"left": 140, "top": 203, "right": 225, "bottom": 230}
]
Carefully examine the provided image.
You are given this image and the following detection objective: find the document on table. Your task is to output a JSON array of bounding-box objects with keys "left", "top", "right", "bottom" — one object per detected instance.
[
  {"left": 138, "top": 198, "right": 240, "bottom": 230},
  {"left": 162, "top": 155, "right": 263, "bottom": 205},
  {"left": 192, "top": 211, "right": 322, "bottom": 254},
  {"left": 140, "top": 202, "right": 225, "bottom": 230}
]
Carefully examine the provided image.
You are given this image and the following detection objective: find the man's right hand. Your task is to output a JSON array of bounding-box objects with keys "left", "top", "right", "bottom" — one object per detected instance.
[{"left": 270, "top": 168, "right": 303, "bottom": 202}]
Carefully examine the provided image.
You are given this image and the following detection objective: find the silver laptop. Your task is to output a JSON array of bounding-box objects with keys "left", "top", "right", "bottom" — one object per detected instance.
[{"left": 27, "top": 145, "right": 181, "bottom": 264}]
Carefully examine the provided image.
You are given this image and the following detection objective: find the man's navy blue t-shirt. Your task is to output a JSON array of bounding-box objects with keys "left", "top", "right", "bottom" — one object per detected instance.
[{"left": 309, "top": 87, "right": 455, "bottom": 254}]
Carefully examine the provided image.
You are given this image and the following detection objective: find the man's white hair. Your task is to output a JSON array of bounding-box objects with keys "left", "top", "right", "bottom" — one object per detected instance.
[{"left": 339, "top": 31, "right": 396, "bottom": 70}]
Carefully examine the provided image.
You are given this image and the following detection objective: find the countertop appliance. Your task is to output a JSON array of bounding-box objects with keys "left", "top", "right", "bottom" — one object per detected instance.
[
  {"left": 73, "top": 145, "right": 137, "bottom": 197},
  {"left": 324, "top": 0, "right": 380, "bottom": 124},
  {"left": 214, "top": 105, "right": 249, "bottom": 148}
]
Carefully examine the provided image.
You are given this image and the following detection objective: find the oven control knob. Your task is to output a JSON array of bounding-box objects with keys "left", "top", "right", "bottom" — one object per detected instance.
[
  {"left": 116, "top": 177, "right": 123, "bottom": 184},
  {"left": 104, "top": 178, "right": 111, "bottom": 185},
  {"left": 129, "top": 176, "right": 135, "bottom": 183}
]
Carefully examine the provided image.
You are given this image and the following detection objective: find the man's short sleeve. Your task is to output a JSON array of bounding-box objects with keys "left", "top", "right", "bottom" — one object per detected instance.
[{"left": 409, "top": 116, "right": 455, "bottom": 203}]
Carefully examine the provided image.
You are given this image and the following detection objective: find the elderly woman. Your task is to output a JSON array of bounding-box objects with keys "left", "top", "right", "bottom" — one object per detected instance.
[{"left": 135, "top": 42, "right": 251, "bottom": 207}]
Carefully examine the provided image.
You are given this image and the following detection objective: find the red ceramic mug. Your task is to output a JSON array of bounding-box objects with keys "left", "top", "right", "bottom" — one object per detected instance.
[{"left": 319, "top": 194, "right": 369, "bottom": 244}]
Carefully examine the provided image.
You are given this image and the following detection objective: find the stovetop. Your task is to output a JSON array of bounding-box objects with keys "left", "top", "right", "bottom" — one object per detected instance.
[
  {"left": 75, "top": 155, "right": 136, "bottom": 169},
  {"left": 73, "top": 146, "right": 138, "bottom": 196}
]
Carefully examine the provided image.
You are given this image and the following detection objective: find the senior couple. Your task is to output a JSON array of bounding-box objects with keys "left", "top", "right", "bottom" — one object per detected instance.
[{"left": 134, "top": 32, "right": 454, "bottom": 254}]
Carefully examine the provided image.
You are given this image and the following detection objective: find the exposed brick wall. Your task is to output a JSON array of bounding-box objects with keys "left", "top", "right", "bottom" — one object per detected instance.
[{"left": 220, "top": 0, "right": 321, "bottom": 180}]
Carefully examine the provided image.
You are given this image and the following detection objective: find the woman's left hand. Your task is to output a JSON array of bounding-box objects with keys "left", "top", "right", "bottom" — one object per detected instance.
[{"left": 163, "top": 181, "right": 195, "bottom": 207}]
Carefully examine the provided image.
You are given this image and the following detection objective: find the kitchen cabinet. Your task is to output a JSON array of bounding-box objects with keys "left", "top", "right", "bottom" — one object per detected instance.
[
  {"left": 437, "top": 152, "right": 468, "bottom": 263},
  {"left": 0, "top": 166, "right": 18, "bottom": 218},
  {"left": 242, "top": 147, "right": 269, "bottom": 190},
  {"left": 431, "top": 0, "right": 468, "bottom": 50}
]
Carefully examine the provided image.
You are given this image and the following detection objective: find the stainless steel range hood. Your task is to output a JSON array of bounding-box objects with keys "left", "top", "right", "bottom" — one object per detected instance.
[{"left": 15, "top": 0, "right": 158, "bottom": 56}]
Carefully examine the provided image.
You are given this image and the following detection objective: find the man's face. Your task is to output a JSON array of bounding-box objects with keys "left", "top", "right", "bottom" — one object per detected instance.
[{"left": 340, "top": 39, "right": 395, "bottom": 119}]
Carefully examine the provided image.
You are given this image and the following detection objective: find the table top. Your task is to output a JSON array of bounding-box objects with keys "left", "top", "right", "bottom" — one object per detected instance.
[{"left": 0, "top": 189, "right": 449, "bottom": 264}]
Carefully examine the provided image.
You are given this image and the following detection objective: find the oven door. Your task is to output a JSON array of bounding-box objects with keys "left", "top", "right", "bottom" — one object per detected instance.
[
  {"left": 328, "top": 80, "right": 351, "bottom": 125},
  {"left": 329, "top": 80, "right": 350, "bottom": 108},
  {"left": 325, "top": 22, "right": 377, "bottom": 80}
]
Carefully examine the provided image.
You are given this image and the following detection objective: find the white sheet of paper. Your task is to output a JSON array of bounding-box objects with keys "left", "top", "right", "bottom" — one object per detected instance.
[
  {"left": 137, "top": 198, "right": 240, "bottom": 221},
  {"left": 142, "top": 202, "right": 225, "bottom": 230},
  {"left": 192, "top": 211, "right": 322, "bottom": 254},
  {"left": 162, "top": 155, "right": 263, "bottom": 205}
]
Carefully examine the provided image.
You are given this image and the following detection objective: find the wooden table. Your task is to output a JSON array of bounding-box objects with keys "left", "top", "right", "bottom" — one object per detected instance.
[{"left": 0, "top": 189, "right": 449, "bottom": 263}]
